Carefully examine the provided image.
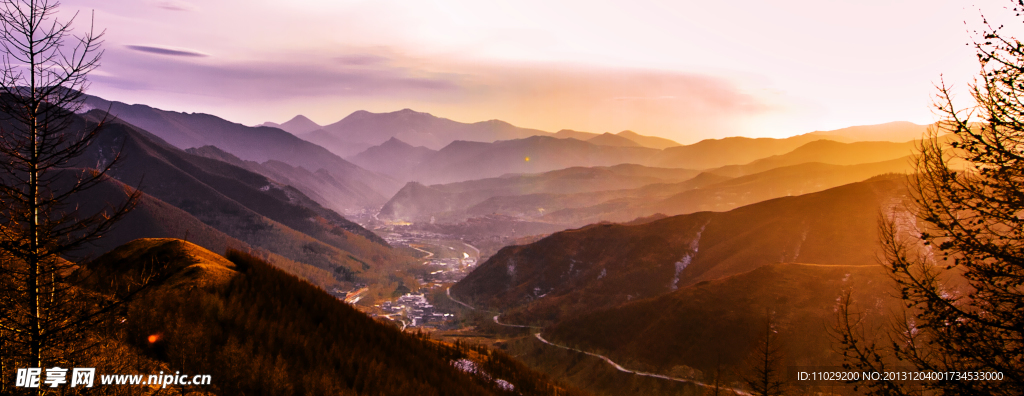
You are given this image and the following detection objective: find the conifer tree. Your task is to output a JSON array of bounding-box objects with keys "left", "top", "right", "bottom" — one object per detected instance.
[
  {"left": 837, "top": 3, "right": 1024, "bottom": 394},
  {"left": 0, "top": 0, "right": 139, "bottom": 391}
]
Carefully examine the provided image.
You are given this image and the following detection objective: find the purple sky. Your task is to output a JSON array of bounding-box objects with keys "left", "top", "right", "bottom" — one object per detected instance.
[{"left": 59, "top": 0, "right": 1015, "bottom": 143}]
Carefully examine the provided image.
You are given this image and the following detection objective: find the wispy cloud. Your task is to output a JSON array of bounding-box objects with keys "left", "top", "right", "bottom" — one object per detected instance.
[
  {"left": 96, "top": 48, "right": 461, "bottom": 99},
  {"left": 154, "top": 1, "right": 196, "bottom": 12},
  {"left": 126, "top": 45, "right": 208, "bottom": 57},
  {"left": 335, "top": 54, "right": 390, "bottom": 66}
]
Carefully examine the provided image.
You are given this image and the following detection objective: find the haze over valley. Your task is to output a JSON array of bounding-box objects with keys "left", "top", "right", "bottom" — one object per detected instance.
[
  {"left": 54, "top": 89, "right": 937, "bottom": 395},
  {"left": 3, "top": 1, "right": 1018, "bottom": 395}
]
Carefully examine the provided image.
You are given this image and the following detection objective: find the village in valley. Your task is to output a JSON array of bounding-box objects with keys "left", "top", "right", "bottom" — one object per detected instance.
[{"left": 340, "top": 227, "right": 481, "bottom": 331}]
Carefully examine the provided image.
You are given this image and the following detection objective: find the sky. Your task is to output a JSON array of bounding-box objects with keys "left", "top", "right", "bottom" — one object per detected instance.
[{"left": 56, "top": 0, "right": 1020, "bottom": 143}]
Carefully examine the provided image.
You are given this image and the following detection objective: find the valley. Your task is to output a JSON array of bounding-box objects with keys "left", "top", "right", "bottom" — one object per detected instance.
[
  {"left": 0, "top": 94, "right": 948, "bottom": 396},
  {"left": 3, "top": 2, "right": 1018, "bottom": 395}
]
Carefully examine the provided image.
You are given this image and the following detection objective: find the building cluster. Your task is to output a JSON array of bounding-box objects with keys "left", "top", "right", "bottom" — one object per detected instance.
[
  {"left": 381, "top": 230, "right": 445, "bottom": 245},
  {"left": 381, "top": 293, "right": 453, "bottom": 327}
]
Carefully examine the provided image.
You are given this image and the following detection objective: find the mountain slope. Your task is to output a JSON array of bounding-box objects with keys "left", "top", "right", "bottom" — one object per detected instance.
[
  {"left": 451, "top": 176, "right": 907, "bottom": 325},
  {"left": 378, "top": 164, "right": 701, "bottom": 222},
  {"left": 73, "top": 173, "right": 247, "bottom": 259},
  {"left": 545, "top": 263, "right": 896, "bottom": 380},
  {"left": 80, "top": 239, "right": 589, "bottom": 396},
  {"left": 463, "top": 172, "right": 727, "bottom": 221},
  {"left": 73, "top": 111, "right": 407, "bottom": 287},
  {"left": 82, "top": 94, "right": 398, "bottom": 211},
  {"left": 347, "top": 137, "right": 438, "bottom": 180},
  {"left": 553, "top": 129, "right": 600, "bottom": 140},
  {"left": 707, "top": 139, "right": 916, "bottom": 178},
  {"left": 411, "top": 136, "right": 661, "bottom": 185},
  {"left": 183, "top": 145, "right": 388, "bottom": 246},
  {"left": 586, "top": 133, "right": 641, "bottom": 147},
  {"left": 543, "top": 157, "right": 914, "bottom": 226},
  {"left": 615, "top": 130, "right": 681, "bottom": 149},
  {"left": 652, "top": 134, "right": 831, "bottom": 169},
  {"left": 804, "top": 121, "right": 928, "bottom": 142}
]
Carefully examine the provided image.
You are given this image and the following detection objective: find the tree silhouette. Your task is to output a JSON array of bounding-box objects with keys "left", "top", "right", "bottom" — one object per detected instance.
[
  {"left": 0, "top": 0, "right": 140, "bottom": 392},
  {"left": 742, "top": 310, "right": 786, "bottom": 396},
  {"left": 837, "top": 4, "right": 1024, "bottom": 395}
]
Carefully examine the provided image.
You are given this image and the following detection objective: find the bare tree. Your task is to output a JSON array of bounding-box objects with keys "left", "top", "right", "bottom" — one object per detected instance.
[
  {"left": 0, "top": 0, "right": 140, "bottom": 391},
  {"left": 743, "top": 310, "right": 786, "bottom": 396},
  {"left": 836, "top": 3, "right": 1024, "bottom": 395}
]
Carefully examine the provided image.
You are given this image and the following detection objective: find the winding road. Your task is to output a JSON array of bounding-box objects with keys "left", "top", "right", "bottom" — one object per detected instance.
[
  {"left": 411, "top": 245, "right": 434, "bottom": 259},
  {"left": 532, "top": 333, "right": 750, "bottom": 395},
  {"left": 444, "top": 287, "right": 749, "bottom": 395}
]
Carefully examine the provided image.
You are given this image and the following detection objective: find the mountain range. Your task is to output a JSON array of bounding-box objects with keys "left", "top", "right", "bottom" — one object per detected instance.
[
  {"left": 378, "top": 164, "right": 702, "bottom": 222},
  {"left": 378, "top": 137, "right": 915, "bottom": 226},
  {"left": 372, "top": 136, "right": 662, "bottom": 184},
  {"left": 300, "top": 108, "right": 551, "bottom": 157},
  {"left": 82, "top": 95, "right": 399, "bottom": 213},
  {"left": 451, "top": 175, "right": 907, "bottom": 326},
  {"left": 69, "top": 109, "right": 409, "bottom": 290},
  {"left": 542, "top": 156, "right": 914, "bottom": 226}
]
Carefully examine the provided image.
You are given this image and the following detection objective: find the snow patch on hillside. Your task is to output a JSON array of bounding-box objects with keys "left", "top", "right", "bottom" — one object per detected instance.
[
  {"left": 495, "top": 379, "right": 514, "bottom": 391},
  {"left": 792, "top": 227, "right": 808, "bottom": 262},
  {"left": 671, "top": 221, "right": 709, "bottom": 290},
  {"left": 506, "top": 259, "right": 516, "bottom": 279},
  {"left": 451, "top": 359, "right": 516, "bottom": 392}
]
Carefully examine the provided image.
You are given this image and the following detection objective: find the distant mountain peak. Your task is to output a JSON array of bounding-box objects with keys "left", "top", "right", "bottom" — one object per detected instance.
[
  {"left": 285, "top": 114, "right": 315, "bottom": 124},
  {"left": 260, "top": 114, "right": 322, "bottom": 135},
  {"left": 382, "top": 136, "right": 412, "bottom": 147},
  {"left": 587, "top": 132, "right": 641, "bottom": 147}
]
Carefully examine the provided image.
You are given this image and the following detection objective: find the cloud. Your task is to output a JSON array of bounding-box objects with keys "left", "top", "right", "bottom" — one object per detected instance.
[
  {"left": 154, "top": 1, "right": 196, "bottom": 12},
  {"left": 96, "top": 48, "right": 461, "bottom": 99},
  {"left": 126, "top": 45, "right": 208, "bottom": 57},
  {"left": 89, "top": 47, "right": 784, "bottom": 141},
  {"left": 335, "top": 54, "right": 390, "bottom": 66}
]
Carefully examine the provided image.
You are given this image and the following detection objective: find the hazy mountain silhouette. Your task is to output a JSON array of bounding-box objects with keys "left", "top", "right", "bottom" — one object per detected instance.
[
  {"left": 586, "top": 132, "right": 642, "bottom": 147},
  {"left": 462, "top": 172, "right": 727, "bottom": 222},
  {"left": 707, "top": 139, "right": 916, "bottom": 177},
  {"left": 302, "top": 109, "right": 688, "bottom": 158},
  {"left": 81, "top": 94, "right": 399, "bottom": 212},
  {"left": 615, "top": 130, "right": 681, "bottom": 149},
  {"left": 347, "top": 137, "right": 438, "bottom": 180},
  {"left": 804, "top": 120, "right": 928, "bottom": 142},
  {"left": 542, "top": 157, "right": 914, "bottom": 226},
  {"left": 409, "top": 136, "right": 661, "bottom": 184},
  {"left": 186, "top": 145, "right": 391, "bottom": 218},
  {"left": 305, "top": 108, "right": 550, "bottom": 157},
  {"left": 553, "top": 129, "right": 600, "bottom": 140},
  {"left": 259, "top": 114, "right": 323, "bottom": 135},
  {"left": 378, "top": 164, "right": 701, "bottom": 222},
  {"left": 553, "top": 130, "right": 681, "bottom": 149},
  {"left": 652, "top": 134, "right": 832, "bottom": 169}
]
